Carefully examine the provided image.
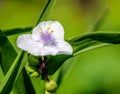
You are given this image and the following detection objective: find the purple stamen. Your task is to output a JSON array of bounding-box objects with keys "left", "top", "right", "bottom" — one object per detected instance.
[{"left": 40, "top": 31, "right": 57, "bottom": 46}]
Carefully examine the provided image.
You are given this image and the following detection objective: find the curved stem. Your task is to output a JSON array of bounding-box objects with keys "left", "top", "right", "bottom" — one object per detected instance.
[{"left": 42, "top": 56, "right": 45, "bottom": 61}]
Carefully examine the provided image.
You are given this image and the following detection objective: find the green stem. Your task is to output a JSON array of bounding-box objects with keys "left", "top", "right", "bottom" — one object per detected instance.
[
  {"left": 35, "top": 0, "right": 56, "bottom": 26},
  {"left": 42, "top": 56, "right": 45, "bottom": 61}
]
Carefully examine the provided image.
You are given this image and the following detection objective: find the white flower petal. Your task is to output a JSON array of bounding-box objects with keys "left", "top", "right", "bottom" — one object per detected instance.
[
  {"left": 17, "top": 34, "right": 59, "bottom": 56},
  {"left": 32, "top": 21, "right": 52, "bottom": 41},
  {"left": 17, "top": 21, "right": 73, "bottom": 56},
  {"left": 40, "top": 46, "right": 58, "bottom": 56},
  {"left": 57, "top": 41, "right": 73, "bottom": 55},
  {"left": 49, "top": 21, "right": 64, "bottom": 40},
  {"left": 17, "top": 34, "right": 44, "bottom": 56},
  {"left": 32, "top": 21, "right": 64, "bottom": 41}
]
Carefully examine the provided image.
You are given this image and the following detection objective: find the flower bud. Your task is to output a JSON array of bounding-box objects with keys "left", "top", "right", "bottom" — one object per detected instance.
[
  {"left": 25, "top": 64, "right": 36, "bottom": 73},
  {"left": 45, "top": 80, "right": 57, "bottom": 93},
  {"left": 28, "top": 55, "right": 39, "bottom": 66},
  {"left": 30, "top": 71, "right": 40, "bottom": 77}
]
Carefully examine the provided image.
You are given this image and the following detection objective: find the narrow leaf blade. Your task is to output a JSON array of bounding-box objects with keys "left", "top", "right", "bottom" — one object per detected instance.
[
  {"left": 0, "top": 51, "right": 24, "bottom": 94},
  {"left": 3, "top": 27, "right": 32, "bottom": 36},
  {"left": 0, "top": 30, "right": 35, "bottom": 94},
  {"left": 0, "top": 30, "right": 17, "bottom": 73},
  {"left": 69, "top": 32, "right": 120, "bottom": 55}
]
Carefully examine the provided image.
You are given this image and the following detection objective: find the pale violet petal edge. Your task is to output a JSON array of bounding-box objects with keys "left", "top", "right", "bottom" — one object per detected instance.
[
  {"left": 39, "top": 46, "right": 59, "bottom": 56},
  {"left": 17, "top": 34, "right": 60, "bottom": 56},
  {"left": 56, "top": 41, "right": 73, "bottom": 55},
  {"left": 50, "top": 21, "right": 64, "bottom": 40},
  {"left": 17, "top": 34, "right": 44, "bottom": 56}
]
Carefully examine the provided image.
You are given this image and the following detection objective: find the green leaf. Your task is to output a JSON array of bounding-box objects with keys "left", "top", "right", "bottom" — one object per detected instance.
[
  {"left": 0, "top": 30, "right": 17, "bottom": 74},
  {"left": 3, "top": 27, "right": 32, "bottom": 36},
  {"left": 46, "top": 55, "right": 72, "bottom": 75},
  {"left": 69, "top": 32, "right": 120, "bottom": 55},
  {"left": 0, "top": 51, "right": 33, "bottom": 94},
  {"left": 23, "top": 68, "right": 36, "bottom": 94},
  {"left": 0, "top": 51, "right": 24, "bottom": 94},
  {"left": 46, "top": 32, "right": 120, "bottom": 75},
  {"left": 87, "top": 7, "right": 110, "bottom": 32},
  {"left": 12, "top": 53, "right": 35, "bottom": 94},
  {"left": 0, "top": 30, "right": 35, "bottom": 94},
  {"left": 30, "top": 77, "right": 45, "bottom": 94}
]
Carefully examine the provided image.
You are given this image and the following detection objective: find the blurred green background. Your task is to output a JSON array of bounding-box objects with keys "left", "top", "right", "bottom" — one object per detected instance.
[{"left": 0, "top": 0, "right": 120, "bottom": 94}]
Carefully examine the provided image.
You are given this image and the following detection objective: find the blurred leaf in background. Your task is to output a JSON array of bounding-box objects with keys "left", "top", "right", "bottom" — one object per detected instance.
[{"left": 0, "top": 0, "right": 120, "bottom": 94}]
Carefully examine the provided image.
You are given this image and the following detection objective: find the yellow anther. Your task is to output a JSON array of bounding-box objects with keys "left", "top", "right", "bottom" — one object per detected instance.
[
  {"left": 39, "top": 28, "right": 42, "bottom": 31},
  {"left": 51, "top": 30, "right": 54, "bottom": 32},
  {"left": 47, "top": 26, "right": 51, "bottom": 30}
]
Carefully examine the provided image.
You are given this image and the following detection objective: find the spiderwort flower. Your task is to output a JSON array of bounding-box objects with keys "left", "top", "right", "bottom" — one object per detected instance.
[{"left": 17, "top": 21, "right": 73, "bottom": 56}]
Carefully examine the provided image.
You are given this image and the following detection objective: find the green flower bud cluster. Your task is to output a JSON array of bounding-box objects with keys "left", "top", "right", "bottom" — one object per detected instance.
[
  {"left": 45, "top": 80, "right": 57, "bottom": 93},
  {"left": 25, "top": 55, "right": 58, "bottom": 93},
  {"left": 25, "top": 55, "right": 40, "bottom": 77}
]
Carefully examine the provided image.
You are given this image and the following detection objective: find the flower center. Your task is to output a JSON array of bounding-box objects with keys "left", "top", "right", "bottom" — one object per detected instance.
[{"left": 39, "top": 28, "right": 57, "bottom": 46}]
